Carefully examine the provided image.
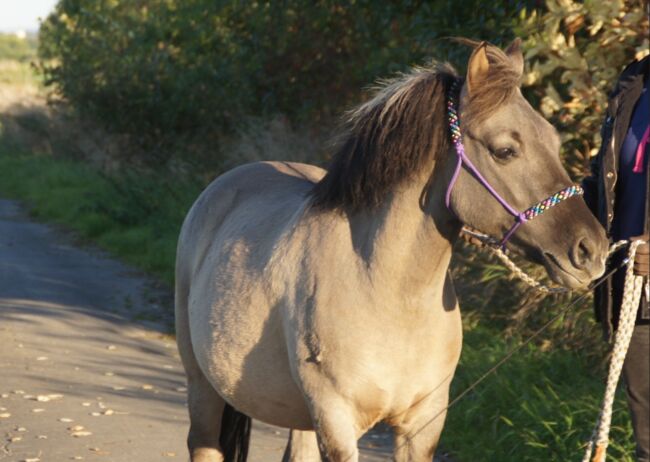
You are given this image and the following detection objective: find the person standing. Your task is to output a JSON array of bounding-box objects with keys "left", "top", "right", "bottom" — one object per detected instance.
[{"left": 583, "top": 54, "right": 649, "bottom": 461}]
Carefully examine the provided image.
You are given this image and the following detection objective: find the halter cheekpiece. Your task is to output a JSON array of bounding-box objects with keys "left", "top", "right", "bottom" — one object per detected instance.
[{"left": 445, "top": 79, "right": 583, "bottom": 249}]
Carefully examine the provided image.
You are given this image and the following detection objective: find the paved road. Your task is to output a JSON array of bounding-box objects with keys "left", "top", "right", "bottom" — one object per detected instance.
[{"left": 0, "top": 199, "right": 393, "bottom": 461}]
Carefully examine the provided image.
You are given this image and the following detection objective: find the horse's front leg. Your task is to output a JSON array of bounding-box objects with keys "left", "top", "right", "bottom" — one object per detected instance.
[
  {"left": 298, "top": 386, "right": 360, "bottom": 462},
  {"left": 282, "top": 430, "right": 321, "bottom": 462},
  {"left": 392, "top": 390, "right": 451, "bottom": 462}
]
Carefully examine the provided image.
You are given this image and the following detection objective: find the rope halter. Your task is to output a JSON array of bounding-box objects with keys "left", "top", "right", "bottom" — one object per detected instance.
[{"left": 445, "top": 79, "right": 584, "bottom": 249}]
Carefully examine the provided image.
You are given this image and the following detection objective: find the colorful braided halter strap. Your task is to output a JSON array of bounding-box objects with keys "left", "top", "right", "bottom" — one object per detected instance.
[{"left": 445, "top": 79, "right": 584, "bottom": 249}]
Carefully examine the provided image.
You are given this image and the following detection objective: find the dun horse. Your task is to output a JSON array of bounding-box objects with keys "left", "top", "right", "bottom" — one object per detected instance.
[{"left": 175, "top": 40, "right": 608, "bottom": 461}]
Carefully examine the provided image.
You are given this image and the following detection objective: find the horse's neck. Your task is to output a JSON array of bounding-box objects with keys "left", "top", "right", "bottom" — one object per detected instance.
[{"left": 348, "top": 178, "right": 458, "bottom": 298}]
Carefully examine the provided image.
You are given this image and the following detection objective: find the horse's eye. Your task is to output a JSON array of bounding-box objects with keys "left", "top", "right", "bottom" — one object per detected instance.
[{"left": 492, "top": 147, "right": 516, "bottom": 160}]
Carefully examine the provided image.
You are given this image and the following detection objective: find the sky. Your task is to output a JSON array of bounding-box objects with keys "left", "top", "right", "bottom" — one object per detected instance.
[{"left": 0, "top": 0, "right": 58, "bottom": 33}]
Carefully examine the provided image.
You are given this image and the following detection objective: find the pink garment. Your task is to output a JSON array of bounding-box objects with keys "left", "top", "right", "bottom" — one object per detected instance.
[{"left": 633, "top": 125, "right": 649, "bottom": 173}]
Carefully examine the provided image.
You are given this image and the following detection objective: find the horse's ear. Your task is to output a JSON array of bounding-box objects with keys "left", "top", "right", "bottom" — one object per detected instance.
[
  {"left": 505, "top": 38, "right": 524, "bottom": 78},
  {"left": 466, "top": 42, "right": 490, "bottom": 96}
]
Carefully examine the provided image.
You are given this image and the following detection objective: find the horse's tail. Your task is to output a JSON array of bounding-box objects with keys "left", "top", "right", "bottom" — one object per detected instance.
[{"left": 219, "top": 403, "right": 251, "bottom": 462}]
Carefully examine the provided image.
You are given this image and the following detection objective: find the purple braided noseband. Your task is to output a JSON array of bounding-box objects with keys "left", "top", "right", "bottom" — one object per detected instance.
[{"left": 445, "top": 79, "right": 583, "bottom": 249}]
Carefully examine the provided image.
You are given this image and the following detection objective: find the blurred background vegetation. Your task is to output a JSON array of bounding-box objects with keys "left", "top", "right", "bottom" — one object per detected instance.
[{"left": 0, "top": 0, "right": 648, "bottom": 460}]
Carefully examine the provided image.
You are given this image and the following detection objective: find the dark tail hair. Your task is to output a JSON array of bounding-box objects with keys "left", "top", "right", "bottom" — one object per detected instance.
[{"left": 219, "top": 403, "right": 251, "bottom": 462}]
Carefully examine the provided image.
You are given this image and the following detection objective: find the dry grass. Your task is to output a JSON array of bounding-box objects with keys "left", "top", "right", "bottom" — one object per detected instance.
[{"left": 220, "top": 115, "right": 330, "bottom": 169}]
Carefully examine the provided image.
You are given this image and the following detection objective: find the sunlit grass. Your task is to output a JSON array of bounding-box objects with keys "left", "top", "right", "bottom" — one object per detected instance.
[
  {"left": 0, "top": 60, "right": 41, "bottom": 86},
  {"left": 442, "top": 323, "right": 635, "bottom": 461},
  {"left": 0, "top": 154, "right": 200, "bottom": 285}
]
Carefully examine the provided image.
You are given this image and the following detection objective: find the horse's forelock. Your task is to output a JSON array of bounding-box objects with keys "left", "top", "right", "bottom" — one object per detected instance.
[{"left": 310, "top": 63, "right": 458, "bottom": 211}]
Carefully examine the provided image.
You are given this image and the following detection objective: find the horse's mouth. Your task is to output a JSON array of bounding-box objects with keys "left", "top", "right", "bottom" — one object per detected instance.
[{"left": 542, "top": 251, "right": 589, "bottom": 289}]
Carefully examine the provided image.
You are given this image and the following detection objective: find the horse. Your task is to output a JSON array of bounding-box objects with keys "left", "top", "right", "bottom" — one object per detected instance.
[{"left": 174, "top": 39, "right": 609, "bottom": 462}]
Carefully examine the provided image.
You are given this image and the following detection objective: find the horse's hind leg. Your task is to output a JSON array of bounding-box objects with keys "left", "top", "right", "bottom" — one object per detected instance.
[
  {"left": 187, "top": 371, "right": 227, "bottom": 461},
  {"left": 176, "top": 279, "right": 225, "bottom": 462}
]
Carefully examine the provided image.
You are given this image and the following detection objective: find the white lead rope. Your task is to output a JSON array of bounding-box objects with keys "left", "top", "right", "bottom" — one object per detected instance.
[
  {"left": 461, "top": 226, "right": 628, "bottom": 294},
  {"left": 582, "top": 239, "right": 646, "bottom": 462}
]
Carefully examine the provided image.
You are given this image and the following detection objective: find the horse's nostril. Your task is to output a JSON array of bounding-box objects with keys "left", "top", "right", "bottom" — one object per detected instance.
[{"left": 571, "top": 237, "right": 595, "bottom": 270}]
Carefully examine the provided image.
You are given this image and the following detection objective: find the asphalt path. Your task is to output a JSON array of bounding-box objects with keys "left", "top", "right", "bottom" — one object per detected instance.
[{"left": 0, "top": 199, "right": 393, "bottom": 462}]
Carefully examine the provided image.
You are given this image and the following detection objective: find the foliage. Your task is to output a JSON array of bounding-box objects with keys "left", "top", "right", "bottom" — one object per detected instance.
[
  {"left": 37, "top": 0, "right": 536, "bottom": 164},
  {"left": 517, "top": 0, "right": 649, "bottom": 178}
]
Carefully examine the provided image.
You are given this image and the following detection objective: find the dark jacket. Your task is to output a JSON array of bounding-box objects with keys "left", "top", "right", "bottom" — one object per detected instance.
[{"left": 582, "top": 55, "right": 649, "bottom": 341}]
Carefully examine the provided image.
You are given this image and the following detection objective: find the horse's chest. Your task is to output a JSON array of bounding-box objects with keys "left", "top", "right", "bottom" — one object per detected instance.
[{"left": 297, "top": 294, "right": 462, "bottom": 425}]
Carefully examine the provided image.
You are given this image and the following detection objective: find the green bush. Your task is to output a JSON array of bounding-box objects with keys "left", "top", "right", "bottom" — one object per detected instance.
[
  {"left": 518, "top": 0, "right": 649, "bottom": 178},
  {"left": 37, "top": 1, "right": 536, "bottom": 164}
]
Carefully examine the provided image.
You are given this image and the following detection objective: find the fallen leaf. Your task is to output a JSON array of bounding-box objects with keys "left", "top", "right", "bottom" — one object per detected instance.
[
  {"left": 102, "top": 409, "right": 114, "bottom": 416},
  {"left": 69, "top": 425, "right": 84, "bottom": 431},
  {"left": 9, "top": 436, "right": 21, "bottom": 442},
  {"left": 71, "top": 431, "right": 92, "bottom": 437}
]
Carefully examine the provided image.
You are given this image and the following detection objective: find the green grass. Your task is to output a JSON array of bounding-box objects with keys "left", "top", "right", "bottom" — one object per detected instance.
[
  {"left": 0, "top": 33, "right": 37, "bottom": 63},
  {"left": 0, "top": 154, "right": 200, "bottom": 285},
  {"left": 0, "top": 152, "right": 636, "bottom": 461},
  {"left": 442, "top": 322, "right": 635, "bottom": 461}
]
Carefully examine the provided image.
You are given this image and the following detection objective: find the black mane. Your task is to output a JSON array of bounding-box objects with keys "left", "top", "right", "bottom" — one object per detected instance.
[{"left": 310, "top": 64, "right": 458, "bottom": 211}]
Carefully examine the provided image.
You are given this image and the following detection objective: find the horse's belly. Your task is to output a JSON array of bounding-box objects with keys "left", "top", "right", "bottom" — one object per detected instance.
[{"left": 189, "top": 295, "right": 313, "bottom": 430}]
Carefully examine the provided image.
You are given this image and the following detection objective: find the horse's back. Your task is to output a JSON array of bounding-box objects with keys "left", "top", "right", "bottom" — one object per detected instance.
[
  {"left": 177, "top": 161, "right": 324, "bottom": 276},
  {"left": 175, "top": 161, "right": 324, "bottom": 428}
]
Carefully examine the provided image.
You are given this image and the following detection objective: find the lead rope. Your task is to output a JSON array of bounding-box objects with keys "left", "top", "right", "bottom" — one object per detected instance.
[
  {"left": 582, "top": 239, "right": 646, "bottom": 462},
  {"left": 460, "top": 227, "right": 644, "bottom": 462},
  {"left": 461, "top": 226, "right": 628, "bottom": 294}
]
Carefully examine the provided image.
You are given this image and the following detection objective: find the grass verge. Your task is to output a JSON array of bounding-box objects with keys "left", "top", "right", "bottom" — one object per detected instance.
[
  {"left": 442, "top": 321, "right": 635, "bottom": 461},
  {"left": 0, "top": 154, "right": 200, "bottom": 285}
]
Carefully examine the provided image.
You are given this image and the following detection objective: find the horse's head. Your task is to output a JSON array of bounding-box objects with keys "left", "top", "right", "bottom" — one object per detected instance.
[{"left": 446, "top": 40, "right": 608, "bottom": 288}]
